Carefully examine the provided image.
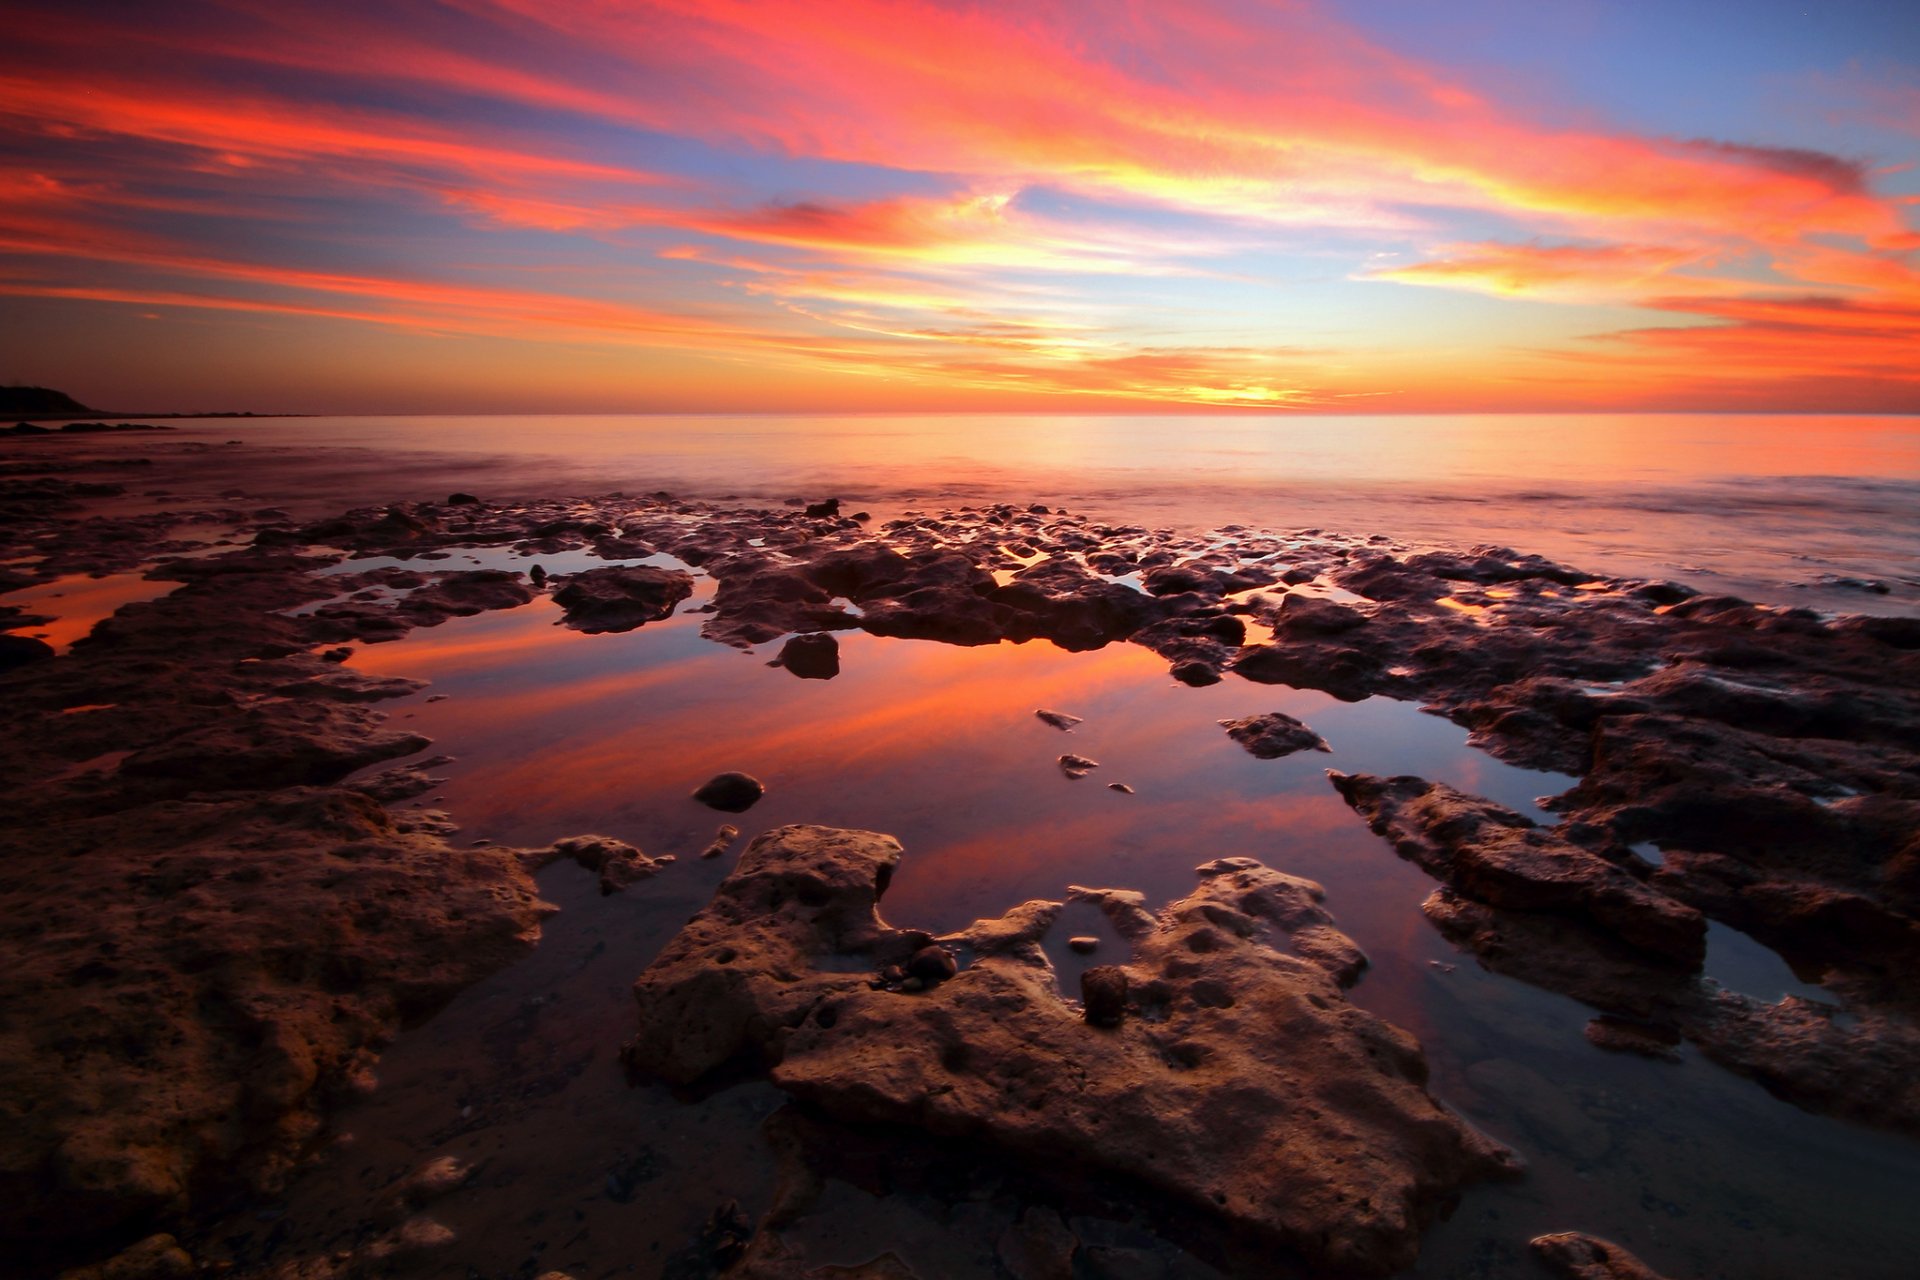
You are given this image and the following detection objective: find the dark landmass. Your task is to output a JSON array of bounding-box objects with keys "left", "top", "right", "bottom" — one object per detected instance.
[
  {"left": 4, "top": 434, "right": 1918, "bottom": 1277},
  {"left": 0, "top": 384, "right": 96, "bottom": 415},
  {"left": 1, "top": 383, "right": 294, "bottom": 420}
]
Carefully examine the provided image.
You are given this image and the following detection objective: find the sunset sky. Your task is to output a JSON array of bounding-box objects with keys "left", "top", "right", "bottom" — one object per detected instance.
[{"left": 2, "top": 0, "right": 1916, "bottom": 414}]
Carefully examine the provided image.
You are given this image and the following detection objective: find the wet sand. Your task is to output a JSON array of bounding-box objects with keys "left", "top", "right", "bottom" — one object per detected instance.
[{"left": 5, "top": 425, "right": 1920, "bottom": 1280}]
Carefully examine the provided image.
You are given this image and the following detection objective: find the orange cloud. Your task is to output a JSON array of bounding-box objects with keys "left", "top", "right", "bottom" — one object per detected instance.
[{"left": 1369, "top": 242, "right": 1716, "bottom": 301}]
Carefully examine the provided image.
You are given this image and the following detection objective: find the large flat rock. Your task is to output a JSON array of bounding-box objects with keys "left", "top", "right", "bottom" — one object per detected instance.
[{"left": 626, "top": 824, "right": 1515, "bottom": 1276}]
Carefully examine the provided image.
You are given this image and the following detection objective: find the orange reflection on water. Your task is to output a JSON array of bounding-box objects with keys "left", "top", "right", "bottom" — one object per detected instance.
[{"left": 2, "top": 573, "right": 176, "bottom": 652}]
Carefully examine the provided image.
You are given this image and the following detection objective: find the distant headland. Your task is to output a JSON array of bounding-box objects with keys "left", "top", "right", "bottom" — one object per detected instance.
[{"left": 0, "top": 384, "right": 291, "bottom": 420}]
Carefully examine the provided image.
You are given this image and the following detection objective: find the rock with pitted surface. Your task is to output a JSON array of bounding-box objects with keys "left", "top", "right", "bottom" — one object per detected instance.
[
  {"left": 624, "top": 825, "right": 1516, "bottom": 1276},
  {"left": 552, "top": 565, "right": 694, "bottom": 633},
  {"left": 1330, "top": 773, "right": 1705, "bottom": 967}
]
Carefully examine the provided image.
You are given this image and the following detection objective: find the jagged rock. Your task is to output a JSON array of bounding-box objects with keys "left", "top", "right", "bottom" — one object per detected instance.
[
  {"left": 1330, "top": 773, "right": 1705, "bottom": 967},
  {"left": 625, "top": 826, "right": 1516, "bottom": 1276},
  {"left": 531, "top": 835, "right": 671, "bottom": 894},
  {"left": 1219, "top": 712, "right": 1329, "bottom": 759},
  {"left": 552, "top": 565, "right": 694, "bottom": 633},
  {"left": 1035, "top": 708, "right": 1083, "bottom": 731},
  {"left": 1058, "top": 753, "right": 1099, "bottom": 779}
]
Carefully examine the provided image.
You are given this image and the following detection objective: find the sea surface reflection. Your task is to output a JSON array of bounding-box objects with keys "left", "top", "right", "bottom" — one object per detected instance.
[{"left": 194, "top": 579, "right": 1920, "bottom": 1280}]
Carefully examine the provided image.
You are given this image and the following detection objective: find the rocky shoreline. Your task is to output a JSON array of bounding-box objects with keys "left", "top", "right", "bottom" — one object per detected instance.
[{"left": 4, "top": 433, "right": 1918, "bottom": 1277}]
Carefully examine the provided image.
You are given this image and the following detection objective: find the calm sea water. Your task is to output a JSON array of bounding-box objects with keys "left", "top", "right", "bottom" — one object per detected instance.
[
  {"left": 58, "top": 409, "right": 1920, "bottom": 1276},
  {"left": 173, "top": 412, "right": 1920, "bottom": 616}
]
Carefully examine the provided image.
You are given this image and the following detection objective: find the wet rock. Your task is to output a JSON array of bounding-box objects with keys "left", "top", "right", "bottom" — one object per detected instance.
[
  {"left": 1107, "top": 782, "right": 1135, "bottom": 794},
  {"left": 552, "top": 565, "right": 694, "bottom": 633},
  {"left": 400, "top": 569, "right": 535, "bottom": 624},
  {"left": 1034, "top": 708, "right": 1083, "bottom": 731},
  {"left": 1232, "top": 640, "right": 1386, "bottom": 702},
  {"left": 1058, "top": 753, "right": 1100, "bottom": 779},
  {"left": 1170, "top": 659, "right": 1222, "bottom": 686},
  {"left": 1331, "top": 773, "right": 1705, "bottom": 967},
  {"left": 992, "top": 556, "right": 1167, "bottom": 649},
  {"left": 1583, "top": 1016, "right": 1682, "bottom": 1062},
  {"left": 906, "top": 945, "right": 957, "bottom": 984},
  {"left": 534, "top": 835, "right": 670, "bottom": 895},
  {"left": 626, "top": 825, "right": 1516, "bottom": 1276},
  {"left": 444, "top": 492, "right": 480, "bottom": 506},
  {"left": 53, "top": 1233, "right": 193, "bottom": 1280},
  {"left": 1219, "top": 712, "right": 1329, "bottom": 758},
  {"left": 272, "top": 670, "right": 426, "bottom": 703},
  {"left": 0, "top": 632, "right": 55, "bottom": 671},
  {"left": 701, "top": 824, "right": 741, "bottom": 859},
  {"left": 693, "top": 771, "right": 765, "bottom": 812},
  {"left": 348, "top": 765, "right": 445, "bottom": 804},
  {"left": 1067, "top": 936, "right": 1100, "bottom": 954},
  {"left": 1530, "top": 1232, "right": 1673, "bottom": 1280},
  {"left": 1079, "top": 964, "right": 1129, "bottom": 1025},
  {"left": 120, "top": 706, "right": 432, "bottom": 792},
  {"left": 1273, "top": 594, "right": 1369, "bottom": 636},
  {"left": 996, "top": 1206, "right": 1077, "bottom": 1280},
  {"left": 804, "top": 498, "right": 841, "bottom": 519},
  {"left": 776, "top": 632, "right": 840, "bottom": 680},
  {"left": 396, "top": 1155, "right": 471, "bottom": 1204}
]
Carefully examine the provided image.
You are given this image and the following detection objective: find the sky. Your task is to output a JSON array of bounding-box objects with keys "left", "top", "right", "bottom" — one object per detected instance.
[{"left": 1, "top": 0, "right": 1917, "bottom": 414}]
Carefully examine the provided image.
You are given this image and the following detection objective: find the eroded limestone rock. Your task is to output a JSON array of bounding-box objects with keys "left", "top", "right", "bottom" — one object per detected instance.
[{"left": 625, "top": 825, "right": 1515, "bottom": 1276}]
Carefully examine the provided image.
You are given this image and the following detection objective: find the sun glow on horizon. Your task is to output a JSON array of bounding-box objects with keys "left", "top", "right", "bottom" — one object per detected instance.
[{"left": 0, "top": 0, "right": 1916, "bottom": 414}]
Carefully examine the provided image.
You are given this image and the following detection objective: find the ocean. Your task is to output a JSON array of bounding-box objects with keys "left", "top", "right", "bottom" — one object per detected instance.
[{"left": 189, "top": 411, "right": 1920, "bottom": 617}]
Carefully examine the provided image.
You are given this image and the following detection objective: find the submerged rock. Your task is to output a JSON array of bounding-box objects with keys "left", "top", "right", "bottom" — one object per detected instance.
[
  {"left": 1034, "top": 708, "right": 1083, "bottom": 731},
  {"left": 1219, "top": 712, "right": 1330, "bottom": 759},
  {"left": 625, "top": 825, "right": 1516, "bottom": 1276}
]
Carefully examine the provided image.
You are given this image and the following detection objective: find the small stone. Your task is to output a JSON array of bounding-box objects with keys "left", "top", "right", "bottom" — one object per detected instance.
[
  {"left": 804, "top": 497, "right": 841, "bottom": 518},
  {"left": 1067, "top": 936, "right": 1100, "bottom": 954},
  {"left": 693, "top": 772, "right": 764, "bottom": 812},
  {"left": 1035, "top": 708, "right": 1084, "bottom": 731},
  {"left": 700, "top": 824, "right": 741, "bottom": 859},
  {"left": 776, "top": 632, "right": 840, "bottom": 680},
  {"left": 907, "top": 945, "right": 958, "bottom": 983},
  {"left": 900, "top": 976, "right": 925, "bottom": 993},
  {"left": 1081, "top": 965, "right": 1129, "bottom": 1026},
  {"left": 1107, "top": 783, "right": 1135, "bottom": 795},
  {"left": 1059, "top": 753, "right": 1100, "bottom": 780},
  {"left": 445, "top": 492, "right": 481, "bottom": 505}
]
